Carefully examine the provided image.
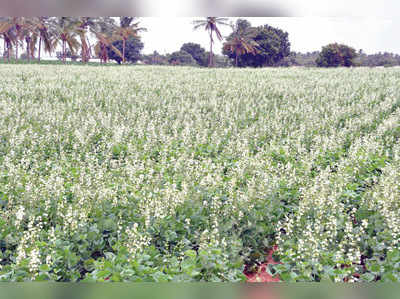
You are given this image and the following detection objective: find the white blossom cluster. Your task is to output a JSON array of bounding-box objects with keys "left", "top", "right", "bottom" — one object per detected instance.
[
  {"left": 0, "top": 65, "right": 399, "bottom": 280},
  {"left": 277, "top": 100, "right": 400, "bottom": 268}
]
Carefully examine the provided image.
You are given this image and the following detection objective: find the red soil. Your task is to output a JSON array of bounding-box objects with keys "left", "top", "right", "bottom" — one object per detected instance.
[{"left": 245, "top": 245, "right": 281, "bottom": 282}]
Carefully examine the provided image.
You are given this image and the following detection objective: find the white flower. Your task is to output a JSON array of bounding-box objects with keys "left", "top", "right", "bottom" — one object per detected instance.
[{"left": 15, "top": 206, "right": 25, "bottom": 225}]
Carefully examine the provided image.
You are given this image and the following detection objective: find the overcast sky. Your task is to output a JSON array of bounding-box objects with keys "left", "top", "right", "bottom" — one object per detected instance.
[{"left": 139, "top": 17, "right": 400, "bottom": 55}]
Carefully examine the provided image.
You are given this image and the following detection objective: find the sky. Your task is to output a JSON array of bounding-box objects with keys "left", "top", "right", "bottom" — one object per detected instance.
[{"left": 139, "top": 17, "right": 400, "bottom": 55}]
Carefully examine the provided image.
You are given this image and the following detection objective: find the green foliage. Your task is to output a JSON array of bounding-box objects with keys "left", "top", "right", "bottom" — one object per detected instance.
[
  {"left": 107, "top": 37, "right": 144, "bottom": 64},
  {"left": 180, "top": 43, "right": 207, "bottom": 67},
  {"left": 354, "top": 51, "right": 400, "bottom": 67},
  {"left": 223, "top": 21, "right": 291, "bottom": 67},
  {"left": 168, "top": 50, "right": 197, "bottom": 66},
  {"left": 316, "top": 43, "right": 357, "bottom": 67},
  {"left": 141, "top": 51, "right": 169, "bottom": 65}
]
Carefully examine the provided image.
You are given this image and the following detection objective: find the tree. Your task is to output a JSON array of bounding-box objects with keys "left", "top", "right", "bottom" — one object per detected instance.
[
  {"left": 168, "top": 50, "right": 196, "bottom": 66},
  {"left": 316, "top": 43, "right": 357, "bottom": 67},
  {"left": 0, "top": 17, "right": 16, "bottom": 62},
  {"left": 222, "top": 19, "right": 259, "bottom": 67},
  {"left": 10, "top": 17, "right": 27, "bottom": 61},
  {"left": 21, "top": 21, "right": 34, "bottom": 61},
  {"left": 91, "top": 17, "right": 123, "bottom": 64},
  {"left": 35, "top": 17, "right": 53, "bottom": 61},
  {"left": 192, "top": 17, "right": 229, "bottom": 67},
  {"left": 74, "top": 17, "right": 98, "bottom": 63},
  {"left": 274, "top": 52, "right": 298, "bottom": 67},
  {"left": 52, "top": 17, "right": 80, "bottom": 63},
  {"left": 235, "top": 19, "right": 251, "bottom": 32},
  {"left": 223, "top": 21, "right": 290, "bottom": 67},
  {"left": 93, "top": 31, "right": 123, "bottom": 64},
  {"left": 107, "top": 36, "right": 143, "bottom": 64},
  {"left": 290, "top": 51, "right": 319, "bottom": 67},
  {"left": 142, "top": 51, "right": 168, "bottom": 65},
  {"left": 180, "top": 42, "right": 207, "bottom": 66},
  {"left": 211, "top": 53, "right": 232, "bottom": 68},
  {"left": 113, "top": 17, "right": 146, "bottom": 64},
  {"left": 17, "top": 18, "right": 45, "bottom": 62},
  {"left": 350, "top": 50, "right": 399, "bottom": 67}
]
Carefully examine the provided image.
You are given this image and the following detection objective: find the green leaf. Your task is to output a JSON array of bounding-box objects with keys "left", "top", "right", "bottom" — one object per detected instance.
[
  {"left": 387, "top": 250, "right": 400, "bottom": 262},
  {"left": 184, "top": 250, "right": 197, "bottom": 259},
  {"left": 369, "top": 263, "right": 381, "bottom": 273},
  {"left": 111, "top": 273, "right": 121, "bottom": 282},
  {"left": 361, "top": 272, "right": 375, "bottom": 282},
  {"left": 39, "top": 264, "right": 50, "bottom": 272},
  {"left": 97, "top": 270, "right": 112, "bottom": 280},
  {"left": 152, "top": 271, "right": 169, "bottom": 282},
  {"left": 382, "top": 272, "right": 398, "bottom": 282},
  {"left": 35, "top": 273, "right": 50, "bottom": 281},
  {"left": 104, "top": 252, "right": 116, "bottom": 260},
  {"left": 280, "top": 272, "right": 292, "bottom": 282}
]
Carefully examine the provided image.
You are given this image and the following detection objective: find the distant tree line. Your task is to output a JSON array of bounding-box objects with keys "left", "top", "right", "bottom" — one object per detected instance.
[
  {"left": 141, "top": 44, "right": 231, "bottom": 68},
  {"left": 1, "top": 17, "right": 400, "bottom": 68},
  {"left": 277, "top": 49, "right": 400, "bottom": 68},
  {"left": 0, "top": 17, "right": 145, "bottom": 64},
  {"left": 354, "top": 50, "right": 400, "bottom": 67}
]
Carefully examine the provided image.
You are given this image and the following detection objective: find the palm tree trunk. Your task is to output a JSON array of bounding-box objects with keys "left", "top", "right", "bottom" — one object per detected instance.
[
  {"left": 80, "top": 42, "right": 84, "bottom": 62},
  {"left": 7, "top": 42, "right": 10, "bottom": 62},
  {"left": 104, "top": 46, "right": 108, "bottom": 64},
  {"left": 15, "top": 41, "right": 18, "bottom": 61},
  {"left": 3, "top": 39, "right": 5, "bottom": 62},
  {"left": 102, "top": 45, "right": 107, "bottom": 64},
  {"left": 209, "top": 31, "right": 213, "bottom": 67},
  {"left": 79, "top": 32, "right": 86, "bottom": 63},
  {"left": 62, "top": 40, "right": 66, "bottom": 63},
  {"left": 26, "top": 40, "right": 30, "bottom": 61},
  {"left": 38, "top": 36, "right": 42, "bottom": 61},
  {"left": 122, "top": 38, "right": 126, "bottom": 64},
  {"left": 235, "top": 53, "right": 238, "bottom": 67},
  {"left": 87, "top": 37, "right": 92, "bottom": 61}
]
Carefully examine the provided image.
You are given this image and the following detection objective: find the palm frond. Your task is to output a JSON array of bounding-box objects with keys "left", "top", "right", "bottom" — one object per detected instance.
[{"left": 214, "top": 27, "right": 223, "bottom": 41}]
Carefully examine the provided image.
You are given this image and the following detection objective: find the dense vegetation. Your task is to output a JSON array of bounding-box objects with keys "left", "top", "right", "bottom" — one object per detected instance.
[
  {"left": 223, "top": 19, "right": 290, "bottom": 67},
  {"left": 1, "top": 65, "right": 400, "bottom": 282},
  {"left": 316, "top": 43, "right": 357, "bottom": 67},
  {"left": 0, "top": 17, "right": 145, "bottom": 64},
  {"left": 2, "top": 17, "right": 400, "bottom": 68}
]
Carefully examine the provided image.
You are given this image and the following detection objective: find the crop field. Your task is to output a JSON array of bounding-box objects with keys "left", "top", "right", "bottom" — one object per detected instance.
[{"left": 1, "top": 65, "right": 400, "bottom": 282}]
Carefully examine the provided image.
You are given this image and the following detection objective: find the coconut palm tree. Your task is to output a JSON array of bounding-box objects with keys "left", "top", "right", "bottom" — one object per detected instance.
[
  {"left": 91, "top": 18, "right": 123, "bottom": 64},
  {"left": 10, "top": 17, "right": 30, "bottom": 61},
  {"left": 32, "top": 17, "right": 53, "bottom": 61},
  {"left": 22, "top": 21, "right": 34, "bottom": 61},
  {"left": 92, "top": 17, "right": 113, "bottom": 63},
  {"left": 93, "top": 31, "right": 123, "bottom": 64},
  {"left": 74, "top": 17, "right": 99, "bottom": 63},
  {"left": 192, "top": 17, "right": 230, "bottom": 67},
  {"left": 223, "top": 22, "right": 259, "bottom": 67},
  {"left": 52, "top": 17, "right": 80, "bottom": 63},
  {"left": 16, "top": 17, "right": 43, "bottom": 61},
  {"left": 113, "top": 17, "right": 146, "bottom": 64},
  {"left": 0, "top": 17, "right": 16, "bottom": 62}
]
